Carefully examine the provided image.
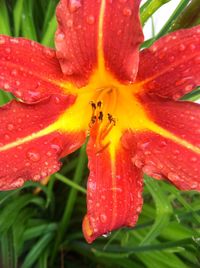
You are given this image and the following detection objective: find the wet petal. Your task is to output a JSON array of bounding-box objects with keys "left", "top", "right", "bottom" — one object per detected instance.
[
  {"left": 124, "top": 95, "right": 200, "bottom": 191},
  {"left": 0, "top": 35, "right": 74, "bottom": 103},
  {"left": 137, "top": 25, "right": 200, "bottom": 100},
  {"left": 55, "top": 0, "right": 143, "bottom": 82},
  {"left": 0, "top": 95, "right": 86, "bottom": 190},
  {"left": 83, "top": 136, "right": 143, "bottom": 243}
]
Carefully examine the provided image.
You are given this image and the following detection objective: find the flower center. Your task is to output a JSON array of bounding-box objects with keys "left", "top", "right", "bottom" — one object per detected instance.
[{"left": 88, "top": 87, "right": 118, "bottom": 153}]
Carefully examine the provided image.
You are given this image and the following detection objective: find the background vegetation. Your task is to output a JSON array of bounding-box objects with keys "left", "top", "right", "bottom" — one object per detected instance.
[{"left": 0, "top": 0, "right": 200, "bottom": 267}]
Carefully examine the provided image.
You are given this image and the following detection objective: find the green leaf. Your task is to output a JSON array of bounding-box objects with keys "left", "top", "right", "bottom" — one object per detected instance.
[
  {"left": 140, "top": 177, "right": 172, "bottom": 245},
  {"left": 1, "top": 228, "right": 17, "bottom": 268},
  {"left": 21, "top": 233, "right": 54, "bottom": 268}
]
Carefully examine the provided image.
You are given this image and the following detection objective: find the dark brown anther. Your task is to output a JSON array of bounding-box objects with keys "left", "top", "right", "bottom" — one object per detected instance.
[
  {"left": 97, "top": 101, "right": 102, "bottom": 108},
  {"left": 107, "top": 113, "right": 116, "bottom": 125},
  {"left": 90, "top": 101, "right": 96, "bottom": 110},
  {"left": 98, "top": 111, "right": 103, "bottom": 121},
  {"left": 91, "top": 115, "right": 97, "bottom": 124}
]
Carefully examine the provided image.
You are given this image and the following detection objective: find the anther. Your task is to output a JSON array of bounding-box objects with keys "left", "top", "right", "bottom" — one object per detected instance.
[
  {"left": 107, "top": 113, "right": 116, "bottom": 125},
  {"left": 97, "top": 101, "right": 102, "bottom": 108},
  {"left": 89, "top": 101, "right": 96, "bottom": 110},
  {"left": 91, "top": 115, "right": 96, "bottom": 124},
  {"left": 98, "top": 111, "right": 103, "bottom": 121}
]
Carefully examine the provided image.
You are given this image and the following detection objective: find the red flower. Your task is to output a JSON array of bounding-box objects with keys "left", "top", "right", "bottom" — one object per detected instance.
[{"left": 0, "top": 0, "right": 200, "bottom": 243}]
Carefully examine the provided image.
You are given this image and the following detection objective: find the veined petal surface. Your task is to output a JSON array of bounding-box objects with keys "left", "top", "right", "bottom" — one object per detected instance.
[
  {"left": 137, "top": 26, "right": 200, "bottom": 100},
  {"left": 83, "top": 135, "right": 143, "bottom": 243},
  {"left": 125, "top": 95, "right": 200, "bottom": 191},
  {"left": 0, "top": 35, "right": 71, "bottom": 103},
  {"left": 0, "top": 95, "right": 85, "bottom": 190},
  {"left": 55, "top": 0, "right": 143, "bottom": 82}
]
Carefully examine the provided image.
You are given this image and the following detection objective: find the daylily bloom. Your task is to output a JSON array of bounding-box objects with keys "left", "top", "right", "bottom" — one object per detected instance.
[{"left": 0, "top": 0, "right": 200, "bottom": 243}]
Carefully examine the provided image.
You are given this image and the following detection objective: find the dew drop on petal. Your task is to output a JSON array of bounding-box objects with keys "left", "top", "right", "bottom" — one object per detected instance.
[
  {"left": 100, "top": 213, "right": 107, "bottom": 223},
  {"left": 0, "top": 37, "right": 5, "bottom": 44},
  {"left": 10, "top": 177, "right": 24, "bottom": 188},
  {"left": 123, "top": 7, "right": 132, "bottom": 16},
  {"left": 68, "top": 0, "right": 82, "bottom": 13},
  {"left": 50, "top": 142, "right": 62, "bottom": 153},
  {"left": 33, "top": 174, "right": 41, "bottom": 181},
  {"left": 168, "top": 172, "right": 180, "bottom": 181},
  {"left": 27, "top": 149, "right": 41, "bottom": 162},
  {"left": 11, "top": 69, "right": 18, "bottom": 76},
  {"left": 57, "top": 32, "right": 65, "bottom": 42},
  {"left": 7, "top": 124, "right": 14, "bottom": 131},
  {"left": 102, "top": 232, "right": 111, "bottom": 238},
  {"left": 5, "top": 48, "right": 11, "bottom": 53},
  {"left": 86, "top": 15, "right": 95, "bottom": 25},
  {"left": 191, "top": 157, "right": 197, "bottom": 162},
  {"left": 67, "top": 19, "right": 73, "bottom": 28},
  {"left": 179, "top": 44, "right": 185, "bottom": 51},
  {"left": 4, "top": 83, "right": 10, "bottom": 90},
  {"left": 5, "top": 134, "right": 10, "bottom": 140}
]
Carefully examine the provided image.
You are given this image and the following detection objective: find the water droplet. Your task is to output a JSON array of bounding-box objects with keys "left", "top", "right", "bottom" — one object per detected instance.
[
  {"left": 179, "top": 44, "right": 185, "bottom": 51},
  {"left": 4, "top": 83, "right": 10, "bottom": 90},
  {"left": 68, "top": 0, "right": 82, "bottom": 13},
  {"left": 43, "top": 48, "right": 55, "bottom": 58},
  {"left": 5, "top": 48, "right": 11, "bottom": 53},
  {"left": 33, "top": 174, "right": 41, "bottom": 181},
  {"left": 46, "top": 151, "right": 52, "bottom": 157},
  {"left": 0, "top": 38, "right": 5, "bottom": 44},
  {"left": 67, "top": 19, "right": 73, "bottom": 28},
  {"left": 10, "top": 177, "right": 24, "bottom": 188},
  {"left": 5, "top": 134, "right": 10, "bottom": 140},
  {"left": 7, "top": 124, "right": 14, "bottom": 131},
  {"left": 102, "top": 232, "right": 111, "bottom": 238},
  {"left": 11, "top": 69, "right": 18, "bottom": 76},
  {"left": 16, "top": 80, "right": 21, "bottom": 86},
  {"left": 100, "top": 213, "right": 107, "bottom": 223},
  {"left": 168, "top": 172, "right": 180, "bottom": 181},
  {"left": 88, "top": 181, "right": 96, "bottom": 191},
  {"left": 51, "top": 144, "right": 61, "bottom": 154},
  {"left": 57, "top": 32, "right": 65, "bottom": 42},
  {"left": 54, "top": 96, "right": 61, "bottom": 104},
  {"left": 191, "top": 157, "right": 197, "bottom": 162},
  {"left": 27, "top": 149, "right": 41, "bottom": 162},
  {"left": 41, "top": 171, "right": 48, "bottom": 177},
  {"left": 169, "top": 56, "right": 175, "bottom": 62},
  {"left": 191, "top": 182, "right": 198, "bottom": 189},
  {"left": 123, "top": 7, "right": 132, "bottom": 16},
  {"left": 86, "top": 15, "right": 95, "bottom": 25},
  {"left": 101, "top": 195, "right": 106, "bottom": 200}
]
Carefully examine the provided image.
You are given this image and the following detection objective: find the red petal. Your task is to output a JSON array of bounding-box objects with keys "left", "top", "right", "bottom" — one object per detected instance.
[
  {"left": 103, "top": 0, "right": 143, "bottom": 81},
  {"left": 83, "top": 137, "right": 143, "bottom": 243},
  {"left": 124, "top": 95, "right": 200, "bottom": 191},
  {"left": 0, "top": 95, "right": 85, "bottom": 190},
  {"left": 137, "top": 26, "right": 200, "bottom": 100},
  {"left": 55, "top": 0, "right": 143, "bottom": 82},
  {"left": 0, "top": 35, "right": 69, "bottom": 103}
]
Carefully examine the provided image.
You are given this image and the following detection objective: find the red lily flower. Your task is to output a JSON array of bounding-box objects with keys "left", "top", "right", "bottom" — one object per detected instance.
[{"left": 0, "top": 0, "right": 200, "bottom": 243}]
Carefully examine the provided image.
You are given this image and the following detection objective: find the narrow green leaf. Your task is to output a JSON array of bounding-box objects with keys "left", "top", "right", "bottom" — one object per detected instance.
[
  {"left": 21, "top": 233, "right": 54, "bottom": 268},
  {"left": 54, "top": 173, "right": 86, "bottom": 194},
  {"left": 140, "top": 0, "right": 171, "bottom": 26},
  {"left": 140, "top": 177, "right": 172, "bottom": 245},
  {"left": 0, "top": 0, "right": 11, "bottom": 35},
  {"left": 21, "top": 0, "right": 37, "bottom": 40},
  {"left": 13, "top": 0, "right": 25, "bottom": 36},
  {"left": 1, "top": 228, "right": 17, "bottom": 268}
]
